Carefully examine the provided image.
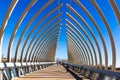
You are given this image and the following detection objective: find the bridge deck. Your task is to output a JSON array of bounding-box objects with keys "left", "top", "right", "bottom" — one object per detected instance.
[{"left": 13, "top": 64, "right": 75, "bottom": 80}]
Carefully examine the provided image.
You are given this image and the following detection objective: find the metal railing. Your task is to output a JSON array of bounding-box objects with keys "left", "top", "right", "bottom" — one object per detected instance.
[
  {"left": 63, "top": 63, "right": 120, "bottom": 80},
  {"left": 0, "top": 62, "right": 55, "bottom": 80}
]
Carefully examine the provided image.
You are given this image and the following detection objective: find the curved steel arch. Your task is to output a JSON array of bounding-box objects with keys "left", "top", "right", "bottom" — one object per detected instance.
[
  {"left": 44, "top": 44, "right": 58, "bottom": 62},
  {"left": 74, "top": 0, "right": 109, "bottom": 70},
  {"left": 66, "top": 34, "right": 87, "bottom": 65},
  {"left": 18, "top": 12, "right": 61, "bottom": 62},
  {"left": 66, "top": 13, "right": 98, "bottom": 68},
  {"left": 35, "top": 37, "right": 58, "bottom": 62},
  {"left": 40, "top": 37, "right": 59, "bottom": 58},
  {"left": 13, "top": 0, "right": 54, "bottom": 62},
  {"left": 37, "top": 26, "right": 61, "bottom": 57},
  {"left": 31, "top": 28, "right": 60, "bottom": 62},
  {"left": 66, "top": 4, "right": 103, "bottom": 69},
  {"left": 29, "top": 27, "right": 60, "bottom": 62},
  {"left": 91, "top": 0, "right": 116, "bottom": 71},
  {"left": 109, "top": 0, "right": 120, "bottom": 27},
  {"left": 7, "top": 0, "right": 36, "bottom": 62},
  {"left": 24, "top": 4, "right": 62, "bottom": 62},
  {"left": 43, "top": 41, "right": 58, "bottom": 60},
  {"left": 37, "top": 38, "right": 58, "bottom": 62},
  {"left": 34, "top": 34, "right": 59, "bottom": 62},
  {"left": 39, "top": 42, "right": 57, "bottom": 62},
  {"left": 27, "top": 20, "right": 61, "bottom": 62},
  {"left": 0, "top": 0, "right": 18, "bottom": 38},
  {"left": 66, "top": 24, "right": 91, "bottom": 65},
  {"left": 25, "top": 20, "right": 61, "bottom": 62},
  {"left": 33, "top": 36, "right": 58, "bottom": 62},
  {"left": 66, "top": 25, "right": 90, "bottom": 66},
  {"left": 67, "top": 41, "right": 81, "bottom": 64},
  {"left": 34, "top": 28, "right": 60, "bottom": 61},
  {"left": 66, "top": 23, "right": 92, "bottom": 66},
  {"left": 0, "top": 0, "right": 18, "bottom": 62},
  {"left": 34, "top": 29, "right": 60, "bottom": 59},
  {"left": 66, "top": 19, "right": 94, "bottom": 67},
  {"left": 68, "top": 51, "right": 75, "bottom": 64},
  {"left": 28, "top": 23, "right": 61, "bottom": 61},
  {"left": 41, "top": 41, "right": 58, "bottom": 57},
  {"left": 66, "top": 28, "right": 88, "bottom": 65}
]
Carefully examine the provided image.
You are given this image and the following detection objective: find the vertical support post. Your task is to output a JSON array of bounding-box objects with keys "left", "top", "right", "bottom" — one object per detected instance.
[
  {"left": 17, "top": 68, "right": 21, "bottom": 77},
  {"left": 36, "top": 65, "right": 38, "bottom": 71},
  {"left": 40, "top": 64, "right": 42, "bottom": 69},
  {"left": 10, "top": 69, "right": 14, "bottom": 79},
  {"left": 29, "top": 66, "right": 31, "bottom": 72},
  {"left": 97, "top": 74, "right": 105, "bottom": 80},
  {"left": 81, "top": 68, "right": 84, "bottom": 75}
]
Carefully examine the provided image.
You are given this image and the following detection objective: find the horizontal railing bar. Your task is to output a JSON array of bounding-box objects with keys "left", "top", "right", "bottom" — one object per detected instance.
[
  {"left": 63, "top": 63, "right": 120, "bottom": 78},
  {"left": 0, "top": 62, "right": 56, "bottom": 69}
]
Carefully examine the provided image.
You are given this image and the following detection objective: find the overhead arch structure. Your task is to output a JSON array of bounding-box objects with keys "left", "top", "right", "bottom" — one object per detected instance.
[
  {"left": 0, "top": 0, "right": 120, "bottom": 80},
  {"left": 0, "top": 0, "right": 61, "bottom": 62}
]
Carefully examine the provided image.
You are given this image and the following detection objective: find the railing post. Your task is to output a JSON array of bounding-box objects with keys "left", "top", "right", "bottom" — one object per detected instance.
[
  {"left": 41, "top": 65, "right": 44, "bottom": 69},
  {"left": 28, "top": 66, "right": 31, "bottom": 73},
  {"left": 40, "top": 65, "right": 41, "bottom": 69},
  {"left": 17, "top": 67, "right": 21, "bottom": 77},
  {"left": 97, "top": 74, "right": 105, "bottom": 80},
  {"left": 83, "top": 69, "right": 87, "bottom": 76},
  {"left": 88, "top": 71, "right": 95, "bottom": 80},
  {"left": 81, "top": 68, "right": 84, "bottom": 75},
  {"left": 10, "top": 68, "right": 14, "bottom": 78},
  {"left": 77, "top": 67, "right": 81, "bottom": 73}
]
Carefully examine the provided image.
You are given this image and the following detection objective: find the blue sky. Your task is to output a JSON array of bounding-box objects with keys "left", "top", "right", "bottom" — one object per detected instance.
[
  {"left": 55, "top": 0, "right": 70, "bottom": 60},
  {"left": 0, "top": 0, "right": 120, "bottom": 67}
]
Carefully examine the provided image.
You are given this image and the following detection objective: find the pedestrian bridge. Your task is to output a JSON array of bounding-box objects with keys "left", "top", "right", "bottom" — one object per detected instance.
[{"left": 0, "top": 0, "right": 120, "bottom": 80}]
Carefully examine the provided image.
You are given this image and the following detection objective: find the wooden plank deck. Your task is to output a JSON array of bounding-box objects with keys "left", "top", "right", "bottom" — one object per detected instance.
[{"left": 13, "top": 64, "right": 76, "bottom": 80}]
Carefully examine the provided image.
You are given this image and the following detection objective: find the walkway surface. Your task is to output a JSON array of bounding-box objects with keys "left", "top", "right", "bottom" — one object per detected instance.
[{"left": 13, "top": 64, "right": 76, "bottom": 80}]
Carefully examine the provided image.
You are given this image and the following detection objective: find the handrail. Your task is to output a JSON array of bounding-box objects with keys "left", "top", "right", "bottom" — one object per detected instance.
[{"left": 63, "top": 63, "right": 120, "bottom": 79}]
